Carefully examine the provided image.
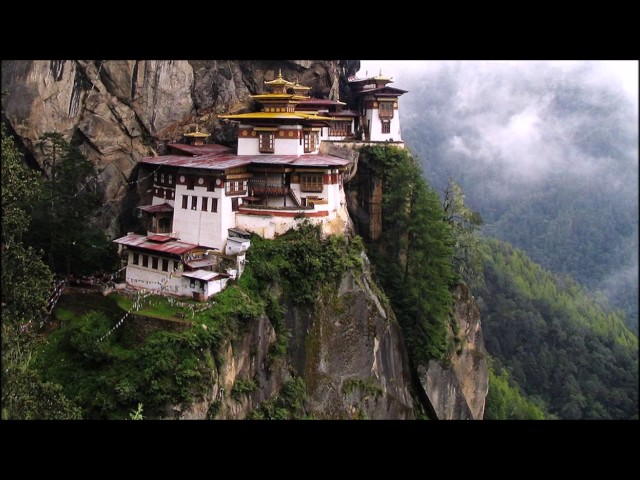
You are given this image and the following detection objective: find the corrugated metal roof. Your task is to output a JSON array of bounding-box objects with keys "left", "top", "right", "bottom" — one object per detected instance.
[
  {"left": 147, "top": 234, "right": 174, "bottom": 242},
  {"left": 113, "top": 234, "right": 198, "bottom": 255},
  {"left": 140, "top": 153, "right": 351, "bottom": 170},
  {"left": 352, "top": 86, "right": 408, "bottom": 95},
  {"left": 138, "top": 203, "right": 174, "bottom": 213},
  {"left": 186, "top": 258, "right": 218, "bottom": 269},
  {"left": 182, "top": 270, "right": 227, "bottom": 281},
  {"left": 167, "top": 143, "right": 233, "bottom": 157}
]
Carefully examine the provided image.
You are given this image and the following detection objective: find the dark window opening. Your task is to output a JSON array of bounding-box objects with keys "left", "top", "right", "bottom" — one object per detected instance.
[
  {"left": 152, "top": 257, "right": 158, "bottom": 270},
  {"left": 202, "top": 197, "right": 208, "bottom": 211},
  {"left": 211, "top": 198, "right": 218, "bottom": 213},
  {"left": 133, "top": 253, "right": 139, "bottom": 265},
  {"left": 162, "top": 259, "right": 169, "bottom": 272},
  {"left": 182, "top": 195, "right": 188, "bottom": 209},
  {"left": 142, "top": 255, "right": 149, "bottom": 268},
  {"left": 191, "top": 195, "right": 198, "bottom": 210},
  {"left": 381, "top": 121, "right": 391, "bottom": 134},
  {"left": 231, "top": 197, "right": 239, "bottom": 212}
]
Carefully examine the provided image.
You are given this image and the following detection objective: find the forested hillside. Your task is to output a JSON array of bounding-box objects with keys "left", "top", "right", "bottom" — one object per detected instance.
[
  {"left": 478, "top": 238, "right": 638, "bottom": 419},
  {"left": 398, "top": 61, "right": 638, "bottom": 330}
]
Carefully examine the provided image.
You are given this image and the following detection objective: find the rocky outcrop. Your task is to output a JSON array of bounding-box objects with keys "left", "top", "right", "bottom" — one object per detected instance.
[
  {"left": 294, "top": 254, "right": 414, "bottom": 419},
  {"left": 417, "top": 284, "right": 489, "bottom": 419},
  {"left": 176, "top": 253, "right": 414, "bottom": 420},
  {"left": 1, "top": 60, "right": 359, "bottom": 236}
]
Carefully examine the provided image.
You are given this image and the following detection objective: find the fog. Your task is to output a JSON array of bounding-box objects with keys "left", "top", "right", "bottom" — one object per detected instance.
[{"left": 357, "top": 61, "right": 638, "bottom": 327}]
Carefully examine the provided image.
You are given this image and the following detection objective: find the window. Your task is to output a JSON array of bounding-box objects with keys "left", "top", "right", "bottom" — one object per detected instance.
[
  {"left": 211, "top": 198, "right": 218, "bottom": 213},
  {"left": 168, "top": 174, "right": 173, "bottom": 185},
  {"left": 191, "top": 195, "right": 198, "bottom": 210},
  {"left": 381, "top": 121, "right": 391, "bottom": 134},
  {"left": 154, "top": 172, "right": 158, "bottom": 183},
  {"left": 231, "top": 197, "right": 239, "bottom": 212},
  {"left": 259, "top": 132, "right": 274, "bottom": 153},
  {"left": 162, "top": 259, "right": 169, "bottom": 272},
  {"left": 300, "top": 174, "right": 323, "bottom": 192},
  {"left": 202, "top": 197, "right": 208, "bottom": 211},
  {"left": 173, "top": 260, "right": 179, "bottom": 271},
  {"left": 142, "top": 255, "right": 149, "bottom": 268},
  {"left": 304, "top": 132, "right": 318, "bottom": 153},
  {"left": 225, "top": 181, "right": 246, "bottom": 196},
  {"left": 182, "top": 195, "right": 188, "bottom": 209},
  {"left": 190, "top": 278, "right": 196, "bottom": 288},
  {"left": 330, "top": 123, "right": 349, "bottom": 137},
  {"left": 152, "top": 257, "right": 158, "bottom": 270},
  {"left": 199, "top": 280, "right": 205, "bottom": 290},
  {"left": 379, "top": 101, "right": 394, "bottom": 118},
  {"left": 160, "top": 173, "right": 165, "bottom": 184},
  {"left": 132, "top": 253, "right": 139, "bottom": 265}
]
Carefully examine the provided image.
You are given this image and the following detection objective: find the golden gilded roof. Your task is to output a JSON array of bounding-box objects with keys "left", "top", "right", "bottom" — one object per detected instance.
[
  {"left": 218, "top": 111, "right": 336, "bottom": 121},
  {"left": 264, "top": 70, "right": 295, "bottom": 87},
  {"left": 184, "top": 131, "right": 211, "bottom": 138}
]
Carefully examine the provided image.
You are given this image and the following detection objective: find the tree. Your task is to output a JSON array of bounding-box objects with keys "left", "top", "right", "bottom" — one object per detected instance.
[
  {"left": 1, "top": 124, "right": 80, "bottom": 419},
  {"left": 443, "top": 178, "right": 484, "bottom": 289},
  {"left": 28, "top": 132, "right": 117, "bottom": 277},
  {"left": 364, "top": 146, "right": 456, "bottom": 364}
]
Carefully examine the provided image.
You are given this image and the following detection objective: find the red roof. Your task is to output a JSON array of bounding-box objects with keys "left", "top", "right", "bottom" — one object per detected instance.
[
  {"left": 138, "top": 203, "right": 174, "bottom": 213},
  {"left": 147, "top": 234, "right": 174, "bottom": 242},
  {"left": 114, "top": 233, "right": 198, "bottom": 256},
  {"left": 352, "top": 86, "right": 408, "bottom": 96},
  {"left": 140, "top": 153, "right": 351, "bottom": 170},
  {"left": 167, "top": 143, "right": 233, "bottom": 157}
]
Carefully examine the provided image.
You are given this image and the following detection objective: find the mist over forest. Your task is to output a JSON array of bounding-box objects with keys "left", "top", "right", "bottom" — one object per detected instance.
[{"left": 367, "top": 61, "right": 638, "bottom": 330}]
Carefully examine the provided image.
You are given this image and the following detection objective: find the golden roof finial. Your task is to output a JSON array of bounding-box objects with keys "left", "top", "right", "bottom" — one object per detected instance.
[{"left": 278, "top": 68, "right": 283, "bottom": 79}]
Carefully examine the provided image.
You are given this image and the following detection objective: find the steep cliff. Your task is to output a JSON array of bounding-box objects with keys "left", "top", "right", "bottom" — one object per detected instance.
[
  {"left": 177, "top": 252, "right": 414, "bottom": 420},
  {"left": 7, "top": 60, "right": 489, "bottom": 419},
  {"left": 1, "top": 60, "right": 359, "bottom": 236}
]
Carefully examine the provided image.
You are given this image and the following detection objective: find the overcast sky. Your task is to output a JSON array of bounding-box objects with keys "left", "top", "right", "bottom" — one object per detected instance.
[
  {"left": 356, "top": 60, "right": 638, "bottom": 323},
  {"left": 358, "top": 60, "right": 638, "bottom": 106}
]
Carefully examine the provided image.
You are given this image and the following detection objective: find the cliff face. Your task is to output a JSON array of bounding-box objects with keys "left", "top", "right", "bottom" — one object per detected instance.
[
  {"left": 4, "top": 59, "right": 489, "bottom": 419},
  {"left": 418, "top": 284, "right": 488, "bottom": 419},
  {"left": 1, "top": 60, "right": 358, "bottom": 236},
  {"left": 176, "top": 254, "right": 414, "bottom": 420}
]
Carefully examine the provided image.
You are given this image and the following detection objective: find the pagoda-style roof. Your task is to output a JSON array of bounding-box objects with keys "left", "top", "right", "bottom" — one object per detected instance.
[
  {"left": 184, "top": 130, "right": 210, "bottom": 138},
  {"left": 218, "top": 111, "right": 336, "bottom": 122},
  {"left": 264, "top": 70, "right": 295, "bottom": 87}
]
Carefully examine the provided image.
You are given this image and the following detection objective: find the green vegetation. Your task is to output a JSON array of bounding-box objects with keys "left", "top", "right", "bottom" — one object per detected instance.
[
  {"left": 342, "top": 377, "right": 384, "bottom": 399},
  {"left": 484, "top": 359, "right": 547, "bottom": 420},
  {"left": 231, "top": 378, "right": 258, "bottom": 401},
  {"left": 27, "top": 132, "right": 117, "bottom": 277},
  {"left": 247, "top": 377, "right": 310, "bottom": 420},
  {"left": 1, "top": 123, "right": 80, "bottom": 419},
  {"left": 34, "top": 222, "right": 365, "bottom": 419},
  {"left": 360, "top": 146, "right": 456, "bottom": 365},
  {"left": 478, "top": 238, "right": 638, "bottom": 419}
]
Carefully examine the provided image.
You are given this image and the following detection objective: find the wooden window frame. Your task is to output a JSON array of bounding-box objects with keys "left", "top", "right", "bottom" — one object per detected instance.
[
  {"left": 300, "top": 174, "right": 324, "bottom": 193},
  {"left": 182, "top": 195, "right": 188, "bottom": 209},
  {"left": 202, "top": 197, "right": 208, "bottom": 211},
  {"left": 152, "top": 257, "right": 159, "bottom": 270},
  {"left": 211, "top": 198, "right": 218, "bottom": 213},
  {"left": 259, "top": 132, "right": 275, "bottom": 153},
  {"left": 191, "top": 195, "right": 198, "bottom": 210},
  {"left": 132, "top": 252, "right": 139, "bottom": 265}
]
